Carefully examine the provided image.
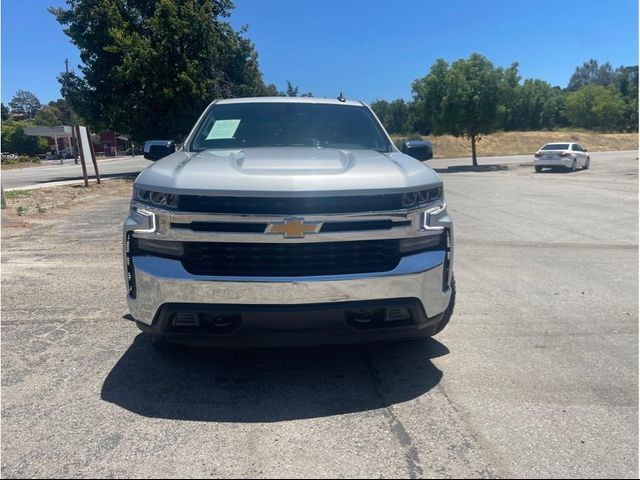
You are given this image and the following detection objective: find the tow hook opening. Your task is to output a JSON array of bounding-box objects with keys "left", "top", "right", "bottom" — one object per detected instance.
[
  {"left": 168, "top": 312, "right": 241, "bottom": 334},
  {"left": 346, "top": 307, "right": 414, "bottom": 330}
]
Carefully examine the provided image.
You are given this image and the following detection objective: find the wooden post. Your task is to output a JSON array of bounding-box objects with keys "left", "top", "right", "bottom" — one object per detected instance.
[
  {"left": 86, "top": 128, "right": 101, "bottom": 184},
  {"left": 75, "top": 125, "right": 90, "bottom": 187},
  {"left": 1, "top": 182, "right": 6, "bottom": 209}
]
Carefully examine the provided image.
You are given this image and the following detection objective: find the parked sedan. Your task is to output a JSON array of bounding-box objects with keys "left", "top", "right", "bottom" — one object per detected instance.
[{"left": 534, "top": 143, "right": 590, "bottom": 173}]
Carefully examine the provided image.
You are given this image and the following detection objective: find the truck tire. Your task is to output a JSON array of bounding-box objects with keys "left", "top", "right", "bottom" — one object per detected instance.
[{"left": 432, "top": 277, "right": 456, "bottom": 336}]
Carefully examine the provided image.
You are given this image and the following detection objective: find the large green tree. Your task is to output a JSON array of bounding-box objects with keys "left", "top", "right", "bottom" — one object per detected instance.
[
  {"left": 565, "top": 85, "right": 626, "bottom": 131},
  {"left": 412, "top": 54, "right": 502, "bottom": 166},
  {"left": 50, "top": 0, "right": 277, "bottom": 141},
  {"left": 8, "top": 90, "right": 42, "bottom": 118}
]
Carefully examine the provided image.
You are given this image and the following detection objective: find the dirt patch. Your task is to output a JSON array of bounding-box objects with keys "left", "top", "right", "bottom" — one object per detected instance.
[
  {"left": 1, "top": 179, "right": 134, "bottom": 229},
  {"left": 392, "top": 131, "right": 639, "bottom": 159}
]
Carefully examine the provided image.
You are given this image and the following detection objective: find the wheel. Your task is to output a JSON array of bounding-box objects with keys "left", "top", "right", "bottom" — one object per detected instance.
[
  {"left": 535, "top": 166, "right": 543, "bottom": 173},
  {"left": 570, "top": 160, "right": 577, "bottom": 172},
  {"left": 432, "top": 277, "right": 456, "bottom": 336},
  {"left": 584, "top": 157, "right": 590, "bottom": 170}
]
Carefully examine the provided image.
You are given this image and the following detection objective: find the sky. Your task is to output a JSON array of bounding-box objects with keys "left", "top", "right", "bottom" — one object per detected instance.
[{"left": 2, "top": 0, "right": 638, "bottom": 105}]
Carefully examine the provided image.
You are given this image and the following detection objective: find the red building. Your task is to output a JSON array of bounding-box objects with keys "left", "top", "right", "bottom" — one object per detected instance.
[{"left": 95, "top": 131, "right": 131, "bottom": 156}]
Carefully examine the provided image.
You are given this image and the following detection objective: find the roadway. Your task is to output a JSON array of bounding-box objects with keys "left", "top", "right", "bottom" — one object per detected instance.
[
  {"left": 2, "top": 150, "right": 636, "bottom": 189},
  {"left": 1, "top": 151, "right": 637, "bottom": 477}
]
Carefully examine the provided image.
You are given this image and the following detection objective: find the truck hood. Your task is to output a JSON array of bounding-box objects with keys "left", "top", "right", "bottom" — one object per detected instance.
[{"left": 135, "top": 147, "right": 442, "bottom": 196}]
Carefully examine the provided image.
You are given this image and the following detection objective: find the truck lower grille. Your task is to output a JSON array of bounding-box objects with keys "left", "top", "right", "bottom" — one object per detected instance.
[{"left": 181, "top": 240, "right": 401, "bottom": 277}]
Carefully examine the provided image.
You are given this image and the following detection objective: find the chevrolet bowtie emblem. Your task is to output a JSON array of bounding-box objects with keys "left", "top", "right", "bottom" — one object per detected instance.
[{"left": 266, "top": 218, "right": 322, "bottom": 238}]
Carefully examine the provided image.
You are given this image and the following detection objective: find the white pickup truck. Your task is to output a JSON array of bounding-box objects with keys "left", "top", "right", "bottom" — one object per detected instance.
[{"left": 123, "top": 97, "right": 455, "bottom": 349}]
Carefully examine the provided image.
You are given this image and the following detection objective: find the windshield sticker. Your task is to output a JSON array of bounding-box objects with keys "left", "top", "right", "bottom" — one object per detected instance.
[{"left": 206, "top": 119, "right": 241, "bottom": 140}]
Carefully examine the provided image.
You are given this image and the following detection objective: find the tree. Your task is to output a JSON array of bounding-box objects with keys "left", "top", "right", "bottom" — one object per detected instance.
[
  {"left": 8, "top": 90, "right": 42, "bottom": 118},
  {"left": 1, "top": 120, "right": 48, "bottom": 156},
  {"left": 614, "top": 66, "right": 639, "bottom": 131},
  {"left": 412, "top": 54, "right": 501, "bottom": 166},
  {"left": 495, "top": 63, "right": 520, "bottom": 131},
  {"left": 1, "top": 103, "right": 8, "bottom": 121},
  {"left": 565, "top": 85, "right": 625, "bottom": 131},
  {"left": 50, "top": 0, "right": 275, "bottom": 141},
  {"left": 370, "top": 99, "right": 411, "bottom": 134},
  {"left": 33, "top": 99, "right": 81, "bottom": 126},
  {"left": 568, "top": 60, "right": 616, "bottom": 91},
  {"left": 34, "top": 106, "right": 63, "bottom": 126},
  {"left": 285, "top": 81, "right": 299, "bottom": 97}
]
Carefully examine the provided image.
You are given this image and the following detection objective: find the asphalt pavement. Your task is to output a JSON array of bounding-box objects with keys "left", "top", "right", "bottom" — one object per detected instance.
[
  {"left": 1, "top": 156, "right": 152, "bottom": 189},
  {"left": 1, "top": 151, "right": 637, "bottom": 478},
  {"left": 2, "top": 150, "right": 636, "bottom": 190}
]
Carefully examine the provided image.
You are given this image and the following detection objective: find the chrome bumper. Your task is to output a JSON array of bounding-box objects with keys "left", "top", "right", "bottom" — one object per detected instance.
[{"left": 128, "top": 251, "right": 452, "bottom": 326}]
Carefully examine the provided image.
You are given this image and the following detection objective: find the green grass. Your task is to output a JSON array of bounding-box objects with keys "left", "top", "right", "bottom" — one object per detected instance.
[{"left": 5, "top": 190, "right": 33, "bottom": 199}]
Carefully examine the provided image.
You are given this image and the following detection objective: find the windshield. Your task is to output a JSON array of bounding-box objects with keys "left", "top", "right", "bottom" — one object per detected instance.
[
  {"left": 541, "top": 143, "right": 570, "bottom": 150},
  {"left": 190, "top": 102, "right": 391, "bottom": 152}
]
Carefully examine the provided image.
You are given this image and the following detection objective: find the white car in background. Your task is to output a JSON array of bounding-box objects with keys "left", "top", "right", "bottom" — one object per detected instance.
[{"left": 534, "top": 143, "right": 590, "bottom": 173}]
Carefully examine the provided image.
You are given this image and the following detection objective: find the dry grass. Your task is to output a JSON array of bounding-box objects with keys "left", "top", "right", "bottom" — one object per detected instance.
[
  {"left": 1, "top": 178, "right": 134, "bottom": 229},
  {"left": 392, "top": 131, "right": 638, "bottom": 159},
  {"left": 1, "top": 160, "right": 42, "bottom": 170}
]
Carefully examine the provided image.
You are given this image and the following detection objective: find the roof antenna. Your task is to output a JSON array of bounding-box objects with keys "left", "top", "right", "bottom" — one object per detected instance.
[{"left": 337, "top": 92, "right": 346, "bottom": 102}]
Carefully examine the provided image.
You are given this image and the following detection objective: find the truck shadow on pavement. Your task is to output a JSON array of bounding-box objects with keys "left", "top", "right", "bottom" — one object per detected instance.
[{"left": 101, "top": 334, "right": 448, "bottom": 422}]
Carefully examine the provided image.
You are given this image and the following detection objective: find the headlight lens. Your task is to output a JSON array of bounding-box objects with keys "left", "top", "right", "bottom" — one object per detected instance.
[
  {"left": 402, "top": 186, "right": 442, "bottom": 209},
  {"left": 134, "top": 188, "right": 179, "bottom": 209}
]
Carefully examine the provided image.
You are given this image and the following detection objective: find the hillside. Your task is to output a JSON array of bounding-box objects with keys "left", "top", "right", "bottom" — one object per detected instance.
[{"left": 392, "top": 131, "right": 638, "bottom": 159}]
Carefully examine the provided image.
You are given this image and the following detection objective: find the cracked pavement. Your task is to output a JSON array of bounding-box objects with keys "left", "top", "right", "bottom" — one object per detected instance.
[{"left": 1, "top": 151, "right": 637, "bottom": 478}]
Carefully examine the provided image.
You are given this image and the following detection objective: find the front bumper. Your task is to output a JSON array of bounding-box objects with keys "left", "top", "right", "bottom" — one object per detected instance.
[{"left": 127, "top": 250, "right": 452, "bottom": 345}]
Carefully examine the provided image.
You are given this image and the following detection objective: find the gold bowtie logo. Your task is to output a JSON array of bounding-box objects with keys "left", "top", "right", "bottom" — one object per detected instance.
[{"left": 266, "top": 218, "right": 322, "bottom": 238}]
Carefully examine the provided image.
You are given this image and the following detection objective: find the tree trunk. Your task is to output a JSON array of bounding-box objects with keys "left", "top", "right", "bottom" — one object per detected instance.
[{"left": 471, "top": 135, "right": 478, "bottom": 166}]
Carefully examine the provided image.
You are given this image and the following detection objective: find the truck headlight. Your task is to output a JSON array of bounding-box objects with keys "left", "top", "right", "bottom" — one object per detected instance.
[
  {"left": 402, "top": 186, "right": 442, "bottom": 209},
  {"left": 134, "top": 188, "right": 179, "bottom": 209},
  {"left": 421, "top": 202, "right": 447, "bottom": 230}
]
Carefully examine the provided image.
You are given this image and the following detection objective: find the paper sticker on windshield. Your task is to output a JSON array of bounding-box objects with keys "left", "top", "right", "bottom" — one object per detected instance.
[{"left": 206, "top": 119, "right": 241, "bottom": 140}]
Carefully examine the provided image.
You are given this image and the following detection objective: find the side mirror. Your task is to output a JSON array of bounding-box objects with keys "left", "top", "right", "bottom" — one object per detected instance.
[
  {"left": 584, "top": 148, "right": 588, "bottom": 152},
  {"left": 143, "top": 140, "right": 176, "bottom": 161},
  {"left": 402, "top": 140, "right": 433, "bottom": 162}
]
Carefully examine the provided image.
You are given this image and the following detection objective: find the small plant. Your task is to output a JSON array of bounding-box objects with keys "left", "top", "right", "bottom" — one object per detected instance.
[
  {"left": 16, "top": 206, "right": 28, "bottom": 216},
  {"left": 36, "top": 203, "right": 46, "bottom": 214}
]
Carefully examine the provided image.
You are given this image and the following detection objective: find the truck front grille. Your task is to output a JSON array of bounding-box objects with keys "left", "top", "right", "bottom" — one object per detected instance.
[
  {"left": 178, "top": 194, "right": 408, "bottom": 214},
  {"left": 181, "top": 240, "right": 401, "bottom": 277}
]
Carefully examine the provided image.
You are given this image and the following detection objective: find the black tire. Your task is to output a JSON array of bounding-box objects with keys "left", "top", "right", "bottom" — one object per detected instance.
[
  {"left": 570, "top": 160, "right": 577, "bottom": 172},
  {"left": 432, "top": 277, "right": 456, "bottom": 336},
  {"left": 584, "top": 157, "right": 590, "bottom": 170},
  {"left": 535, "top": 166, "right": 543, "bottom": 173}
]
